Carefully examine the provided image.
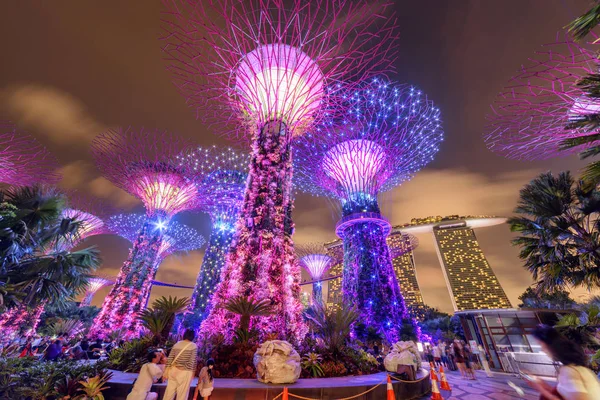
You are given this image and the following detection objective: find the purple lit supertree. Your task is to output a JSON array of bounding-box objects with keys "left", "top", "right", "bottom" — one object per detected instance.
[
  {"left": 485, "top": 38, "right": 599, "bottom": 159},
  {"left": 89, "top": 127, "right": 202, "bottom": 338},
  {"left": 296, "top": 243, "right": 333, "bottom": 305},
  {"left": 53, "top": 194, "right": 111, "bottom": 252},
  {"left": 105, "top": 213, "right": 205, "bottom": 335},
  {"left": 0, "top": 121, "right": 61, "bottom": 185},
  {"left": 162, "top": 0, "right": 398, "bottom": 342},
  {"left": 294, "top": 80, "right": 443, "bottom": 342},
  {"left": 80, "top": 277, "right": 114, "bottom": 307},
  {"left": 177, "top": 146, "right": 249, "bottom": 330}
]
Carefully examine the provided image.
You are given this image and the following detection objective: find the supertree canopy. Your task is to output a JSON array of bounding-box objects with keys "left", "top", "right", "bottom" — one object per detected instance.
[
  {"left": 89, "top": 127, "right": 203, "bottom": 338},
  {"left": 296, "top": 243, "right": 333, "bottom": 304},
  {"left": 294, "top": 80, "right": 443, "bottom": 342},
  {"left": 485, "top": 38, "right": 599, "bottom": 160},
  {"left": 80, "top": 277, "right": 114, "bottom": 307},
  {"left": 53, "top": 194, "right": 111, "bottom": 252},
  {"left": 162, "top": 0, "right": 398, "bottom": 342},
  {"left": 0, "top": 121, "right": 61, "bottom": 186},
  {"left": 177, "top": 146, "right": 249, "bottom": 329}
]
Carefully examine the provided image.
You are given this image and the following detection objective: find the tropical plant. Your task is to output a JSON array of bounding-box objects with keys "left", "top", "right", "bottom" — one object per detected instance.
[
  {"left": 303, "top": 302, "right": 359, "bottom": 354},
  {"left": 0, "top": 186, "right": 100, "bottom": 311},
  {"left": 138, "top": 296, "right": 189, "bottom": 342},
  {"left": 224, "top": 296, "right": 275, "bottom": 332},
  {"left": 566, "top": 1, "right": 600, "bottom": 42},
  {"left": 77, "top": 370, "right": 112, "bottom": 400},
  {"left": 560, "top": 3, "right": 600, "bottom": 185},
  {"left": 301, "top": 352, "right": 324, "bottom": 377},
  {"left": 37, "top": 301, "right": 100, "bottom": 332},
  {"left": 108, "top": 337, "right": 159, "bottom": 373},
  {"left": 0, "top": 358, "right": 109, "bottom": 400},
  {"left": 43, "top": 318, "right": 85, "bottom": 338},
  {"left": 518, "top": 286, "right": 577, "bottom": 309},
  {"left": 55, "top": 375, "right": 80, "bottom": 399},
  {"left": 509, "top": 172, "right": 600, "bottom": 292},
  {"left": 555, "top": 304, "right": 600, "bottom": 353}
]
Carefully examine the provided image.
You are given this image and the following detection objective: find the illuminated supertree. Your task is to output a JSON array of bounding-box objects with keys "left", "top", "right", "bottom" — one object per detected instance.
[
  {"left": 296, "top": 243, "right": 333, "bottom": 305},
  {"left": 80, "top": 277, "right": 114, "bottom": 307},
  {"left": 485, "top": 38, "right": 599, "bottom": 159},
  {"left": 89, "top": 127, "right": 202, "bottom": 338},
  {"left": 0, "top": 121, "right": 61, "bottom": 185},
  {"left": 106, "top": 212, "right": 205, "bottom": 310},
  {"left": 162, "top": 0, "right": 398, "bottom": 342},
  {"left": 177, "top": 146, "right": 249, "bottom": 329},
  {"left": 294, "top": 80, "right": 443, "bottom": 341}
]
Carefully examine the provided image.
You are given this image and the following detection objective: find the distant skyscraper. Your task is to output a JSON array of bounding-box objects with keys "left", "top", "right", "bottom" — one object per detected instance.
[
  {"left": 325, "top": 230, "right": 424, "bottom": 310},
  {"left": 387, "top": 231, "right": 424, "bottom": 309},
  {"left": 400, "top": 216, "right": 512, "bottom": 312}
]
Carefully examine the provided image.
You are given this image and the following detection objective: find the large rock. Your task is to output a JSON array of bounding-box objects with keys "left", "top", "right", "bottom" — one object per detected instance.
[
  {"left": 253, "top": 340, "right": 301, "bottom": 384},
  {"left": 384, "top": 340, "right": 422, "bottom": 372}
]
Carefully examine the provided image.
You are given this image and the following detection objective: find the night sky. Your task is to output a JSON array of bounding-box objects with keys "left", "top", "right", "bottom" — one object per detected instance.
[{"left": 0, "top": 0, "right": 596, "bottom": 312}]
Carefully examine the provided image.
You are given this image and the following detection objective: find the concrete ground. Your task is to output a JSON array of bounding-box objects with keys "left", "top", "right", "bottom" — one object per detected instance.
[{"left": 419, "top": 368, "right": 542, "bottom": 400}]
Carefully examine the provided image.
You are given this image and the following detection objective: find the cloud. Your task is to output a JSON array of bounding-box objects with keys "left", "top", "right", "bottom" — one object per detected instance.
[
  {"left": 0, "top": 84, "right": 105, "bottom": 145},
  {"left": 57, "top": 160, "right": 139, "bottom": 208}
]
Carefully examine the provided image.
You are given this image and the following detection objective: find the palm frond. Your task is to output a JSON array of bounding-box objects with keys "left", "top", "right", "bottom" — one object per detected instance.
[{"left": 566, "top": 2, "right": 600, "bottom": 41}]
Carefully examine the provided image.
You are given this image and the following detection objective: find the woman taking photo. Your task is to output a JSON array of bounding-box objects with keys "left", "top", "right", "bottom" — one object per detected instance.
[
  {"left": 193, "top": 358, "right": 215, "bottom": 400},
  {"left": 528, "top": 325, "right": 600, "bottom": 400}
]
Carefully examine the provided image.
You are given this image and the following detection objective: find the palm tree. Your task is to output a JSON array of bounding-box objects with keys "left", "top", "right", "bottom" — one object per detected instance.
[
  {"left": 0, "top": 185, "right": 100, "bottom": 312},
  {"left": 139, "top": 296, "right": 189, "bottom": 342},
  {"left": 224, "top": 296, "right": 275, "bottom": 332},
  {"left": 509, "top": 171, "right": 600, "bottom": 292},
  {"left": 304, "top": 301, "right": 359, "bottom": 354},
  {"left": 561, "top": 2, "right": 600, "bottom": 185}
]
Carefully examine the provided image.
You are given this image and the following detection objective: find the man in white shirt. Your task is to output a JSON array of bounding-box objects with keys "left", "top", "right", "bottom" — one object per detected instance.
[{"left": 127, "top": 350, "right": 166, "bottom": 400}]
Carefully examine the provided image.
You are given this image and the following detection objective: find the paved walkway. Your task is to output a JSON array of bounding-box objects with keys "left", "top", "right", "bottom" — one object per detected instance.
[{"left": 418, "top": 368, "right": 543, "bottom": 399}]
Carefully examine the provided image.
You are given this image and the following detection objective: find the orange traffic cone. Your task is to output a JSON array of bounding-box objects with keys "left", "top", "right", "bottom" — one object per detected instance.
[
  {"left": 429, "top": 362, "right": 439, "bottom": 382},
  {"left": 387, "top": 375, "right": 396, "bottom": 400},
  {"left": 282, "top": 387, "right": 289, "bottom": 400},
  {"left": 439, "top": 365, "right": 451, "bottom": 391},
  {"left": 430, "top": 368, "right": 443, "bottom": 400}
]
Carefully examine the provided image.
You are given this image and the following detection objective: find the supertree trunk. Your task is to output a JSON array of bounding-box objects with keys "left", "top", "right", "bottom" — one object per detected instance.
[
  {"left": 0, "top": 302, "right": 46, "bottom": 344},
  {"left": 312, "top": 282, "right": 323, "bottom": 305},
  {"left": 90, "top": 217, "right": 163, "bottom": 338},
  {"left": 187, "top": 220, "right": 236, "bottom": 328},
  {"left": 201, "top": 121, "right": 306, "bottom": 342},
  {"left": 80, "top": 292, "right": 94, "bottom": 307},
  {"left": 337, "top": 195, "right": 410, "bottom": 343}
]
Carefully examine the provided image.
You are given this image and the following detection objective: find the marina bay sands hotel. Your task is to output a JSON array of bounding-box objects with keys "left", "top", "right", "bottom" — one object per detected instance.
[{"left": 325, "top": 215, "right": 512, "bottom": 312}]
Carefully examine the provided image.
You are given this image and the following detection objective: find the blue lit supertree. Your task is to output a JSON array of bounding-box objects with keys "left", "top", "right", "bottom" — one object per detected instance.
[
  {"left": 296, "top": 243, "right": 333, "bottom": 305},
  {"left": 105, "top": 213, "right": 205, "bottom": 323},
  {"left": 294, "top": 79, "right": 443, "bottom": 342},
  {"left": 177, "top": 146, "right": 249, "bottom": 330}
]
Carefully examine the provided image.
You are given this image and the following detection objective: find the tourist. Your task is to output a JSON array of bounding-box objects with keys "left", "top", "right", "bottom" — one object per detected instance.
[
  {"left": 432, "top": 342, "right": 442, "bottom": 367},
  {"left": 462, "top": 341, "right": 476, "bottom": 380},
  {"left": 193, "top": 358, "right": 215, "bottom": 400},
  {"left": 90, "top": 338, "right": 103, "bottom": 352},
  {"left": 424, "top": 345, "right": 434, "bottom": 363},
  {"left": 43, "top": 339, "right": 63, "bottom": 361},
  {"left": 127, "top": 350, "right": 166, "bottom": 400},
  {"left": 438, "top": 340, "right": 448, "bottom": 368},
  {"left": 163, "top": 330, "right": 198, "bottom": 400},
  {"left": 452, "top": 340, "right": 467, "bottom": 378},
  {"left": 18, "top": 339, "right": 34, "bottom": 358},
  {"left": 69, "top": 345, "right": 88, "bottom": 361},
  {"left": 80, "top": 338, "right": 90, "bottom": 351},
  {"left": 527, "top": 325, "right": 600, "bottom": 399}
]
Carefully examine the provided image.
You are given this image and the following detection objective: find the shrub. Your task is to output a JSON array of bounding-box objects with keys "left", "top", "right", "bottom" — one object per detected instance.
[
  {"left": 0, "top": 357, "right": 109, "bottom": 400},
  {"left": 108, "top": 337, "right": 162, "bottom": 373}
]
